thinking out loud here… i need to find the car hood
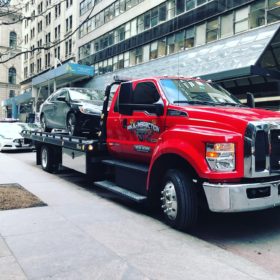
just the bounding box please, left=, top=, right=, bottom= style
left=170, top=105, right=280, bottom=134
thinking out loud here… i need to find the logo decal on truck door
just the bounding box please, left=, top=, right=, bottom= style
left=127, top=121, right=160, bottom=142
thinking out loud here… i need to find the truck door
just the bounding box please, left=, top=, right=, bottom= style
left=107, top=80, right=165, bottom=163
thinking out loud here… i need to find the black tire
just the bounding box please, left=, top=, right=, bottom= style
left=161, top=169, right=198, bottom=231
left=41, top=145, right=59, bottom=173
left=67, top=113, right=79, bottom=136
left=41, top=114, right=52, bottom=133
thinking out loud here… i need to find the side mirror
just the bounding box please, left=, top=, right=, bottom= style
left=57, top=96, right=66, bottom=102
left=246, top=92, right=255, bottom=108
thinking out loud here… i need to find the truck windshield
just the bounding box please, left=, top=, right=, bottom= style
left=159, top=79, right=243, bottom=107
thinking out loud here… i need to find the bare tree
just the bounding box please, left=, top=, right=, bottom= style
left=0, top=0, right=96, bottom=64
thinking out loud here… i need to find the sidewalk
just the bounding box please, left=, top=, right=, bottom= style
left=0, top=152, right=278, bottom=280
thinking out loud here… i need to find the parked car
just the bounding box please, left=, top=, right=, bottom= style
left=0, top=122, right=40, bottom=152
left=39, top=88, right=103, bottom=136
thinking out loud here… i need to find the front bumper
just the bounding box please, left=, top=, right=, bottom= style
left=203, top=179, right=280, bottom=212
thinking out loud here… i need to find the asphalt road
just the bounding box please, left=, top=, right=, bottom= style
left=6, top=151, right=280, bottom=277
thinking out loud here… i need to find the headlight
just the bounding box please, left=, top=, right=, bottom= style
left=79, top=105, right=97, bottom=115
left=206, top=143, right=235, bottom=172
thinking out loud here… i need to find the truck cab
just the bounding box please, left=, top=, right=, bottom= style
left=24, top=76, right=280, bottom=232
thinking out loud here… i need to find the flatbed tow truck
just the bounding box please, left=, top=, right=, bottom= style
left=22, top=76, right=280, bottom=231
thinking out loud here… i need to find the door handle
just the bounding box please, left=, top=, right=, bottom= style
left=122, top=119, right=127, bottom=128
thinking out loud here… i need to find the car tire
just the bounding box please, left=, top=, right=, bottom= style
left=161, top=169, right=198, bottom=231
left=67, top=113, right=78, bottom=136
left=41, top=145, right=59, bottom=173
left=41, top=114, right=51, bottom=133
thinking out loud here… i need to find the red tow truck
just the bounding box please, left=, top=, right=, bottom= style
left=22, top=76, right=280, bottom=231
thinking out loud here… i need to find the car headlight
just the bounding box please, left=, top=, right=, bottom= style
left=206, top=143, right=235, bottom=172
left=79, top=105, right=97, bottom=115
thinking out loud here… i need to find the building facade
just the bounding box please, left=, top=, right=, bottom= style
left=0, top=4, right=22, bottom=119
left=19, top=0, right=80, bottom=114
left=78, top=0, right=280, bottom=110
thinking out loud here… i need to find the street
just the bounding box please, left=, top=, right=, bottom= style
left=2, top=151, right=280, bottom=279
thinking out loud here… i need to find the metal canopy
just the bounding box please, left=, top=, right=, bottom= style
left=182, top=23, right=280, bottom=82
left=32, top=62, right=94, bottom=87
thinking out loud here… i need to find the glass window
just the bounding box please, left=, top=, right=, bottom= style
left=125, top=22, right=130, bottom=39
left=137, top=15, right=144, bottom=33
left=235, top=6, right=249, bottom=34
left=249, top=0, right=265, bottom=29
left=167, top=34, right=175, bottom=54
left=118, top=26, right=125, bottom=41
left=120, top=0, right=125, bottom=13
left=124, top=52, right=130, bottom=67
left=176, top=0, right=185, bottom=14
left=144, top=12, right=151, bottom=30
left=113, top=56, right=118, bottom=70
left=133, top=82, right=160, bottom=104
left=131, top=19, right=137, bottom=36
left=167, top=0, right=175, bottom=19
left=159, top=3, right=167, bottom=22
left=9, top=32, right=17, bottom=48
left=221, top=13, right=233, bottom=38
left=197, top=0, right=206, bottom=5
left=150, top=41, right=158, bottom=59
left=206, top=18, right=219, bottom=43
left=115, top=0, right=120, bottom=16
left=9, top=90, right=15, bottom=98
left=107, top=58, right=113, bottom=72
left=158, top=38, right=166, bottom=57
left=118, top=53, right=124, bottom=69
left=185, top=27, right=194, bottom=48
left=130, top=49, right=137, bottom=66
left=267, top=0, right=280, bottom=24
left=8, top=68, right=16, bottom=84
left=174, top=31, right=185, bottom=52
left=151, top=7, right=159, bottom=27
left=185, top=0, right=195, bottom=11
left=196, top=23, right=206, bottom=46
left=143, top=44, right=150, bottom=62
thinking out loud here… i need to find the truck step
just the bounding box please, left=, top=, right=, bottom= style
left=94, top=180, right=147, bottom=202
left=102, top=159, right=149, bottom=173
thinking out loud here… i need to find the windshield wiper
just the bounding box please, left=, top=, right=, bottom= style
left=172, top=100, right=217, bottom=106
left=215, top=102, right=247, bottom=107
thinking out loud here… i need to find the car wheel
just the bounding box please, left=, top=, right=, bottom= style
left=67, top=113, right=78, bottom=136
left=41, top=114, right=51, bottom=133
left=161, top=169, right=198, bottom=231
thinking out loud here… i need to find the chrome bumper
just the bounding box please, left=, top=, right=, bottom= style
left=203, top=180, right=280, bottom=212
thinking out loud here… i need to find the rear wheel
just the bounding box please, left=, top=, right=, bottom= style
left=41, top=114, right=51, bottom=133
left=161, top=169, right=198, bottom=231
left=41, top=145, right=59, bottom=173
left=67, top=113, right=78, bottom=136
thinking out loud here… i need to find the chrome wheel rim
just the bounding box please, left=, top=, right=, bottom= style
left=161, top=181, right=178, bottom=220
left=41, top=148, right=47, bottom=168
left=67, top=115, right=75, bottom=135
left=41, top=116, right=46, bottom=131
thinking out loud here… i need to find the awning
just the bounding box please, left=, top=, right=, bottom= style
left=32, top=62, right=94, bottom=87
left=2, top=92, right=32, bottom=107
left=193, top=23, right=280, bottom=82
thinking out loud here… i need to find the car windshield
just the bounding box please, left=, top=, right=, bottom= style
left=69, top=88, right=103, bottom=102
left=159, top=79, right=243, bottom=107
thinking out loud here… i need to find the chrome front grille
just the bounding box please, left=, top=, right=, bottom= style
left=244, top=121, right=280, bottom=178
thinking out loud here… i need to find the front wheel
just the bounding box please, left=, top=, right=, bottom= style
left=67, top=113, right=78, bottom=136
left=161, top=169, right=198, bottom=231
